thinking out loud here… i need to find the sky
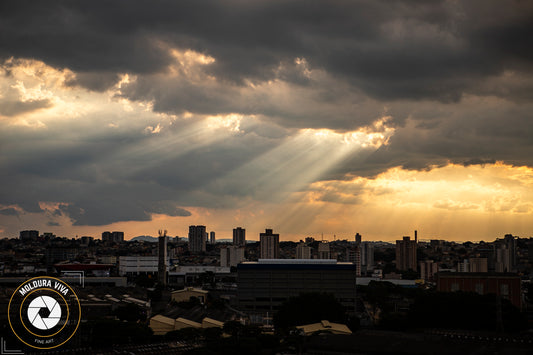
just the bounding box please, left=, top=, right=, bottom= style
left=1, top=0, right=533, bottom=242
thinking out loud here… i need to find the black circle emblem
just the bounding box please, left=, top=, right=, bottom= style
left=8, top=276, right=81, bottom=350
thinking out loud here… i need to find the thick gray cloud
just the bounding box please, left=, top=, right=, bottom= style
left=0, top=0, right=532, bottom=229
left=1, top=0, right=532, bottom=101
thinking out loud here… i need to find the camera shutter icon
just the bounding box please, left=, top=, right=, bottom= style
left=27, top=295, right=62, bottom=330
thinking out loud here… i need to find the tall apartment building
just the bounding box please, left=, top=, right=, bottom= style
left=494, top=234, right=517, bottom=272
left=260, top=229, right=279, bottom=259
left=317, top=241, right=331, bottom=259
left=360, top=241, right=374, bottom=272
left=220, top=246, right=245, bottom=267
left=233, top=227, right=246, bottom=246
left=296, top=242, right=311, bottom=259
left=20, top=230, right=39, bottom=241
left=420, top=260, right=439, bottom=281
left=346, top=247, right=361, bottom=276
left=189, top=225, right=207, bottom=253
left=209, top=231, right=216, bottom=244
left=396, top=232, right=418, bottom=271
left=102, top=231, right=124, bottom=243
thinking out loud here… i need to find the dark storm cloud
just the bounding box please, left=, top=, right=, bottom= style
left=1, top=0, right=532, bottom=101
left=0, top=208, right=19, bottom=216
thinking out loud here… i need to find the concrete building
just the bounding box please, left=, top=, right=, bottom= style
left=260, top=229, right=279, bottom=259
left=317, top=241, right=331, bottom=259
left=346, top=247, right=361, bottom=276
left=220, top=245, right=245, bottom=267
left=233, top=227, right=246, bottom=247
left=237, top=259, right=357, bottom=315
left=119, top=256, right=169, bottom=276
left=419, top=260, right=439, bottom=281
left=189, top=225, right=207, bottom=253
left=296, top=242, right=311, bottom=259
left=360, top=242, right=374, bottom=271
left=168, top=266, right=231, bottom=287
left=102, top=231, right=124, bottom=243
left=20, top=230, right=39, bottom=241
left=396, top=233, right=418, bottom=271
left=436, top=272, right=521, bottom=308
left=209, top=231, right=216, bottom=244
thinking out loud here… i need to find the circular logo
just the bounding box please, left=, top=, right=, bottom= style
left=8, top=276, right=81, bottom=350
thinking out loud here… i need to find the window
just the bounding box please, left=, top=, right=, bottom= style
left=451, top=283, right=459, bottom=292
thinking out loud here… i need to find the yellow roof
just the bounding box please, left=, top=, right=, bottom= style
left=175, top=317, right=202, bottom=328
left=296, top=320, right=352, bottom=335
left=150, top=314, right=175, bottom=326
left=171, top=287, right=208, bottom=294
left=202, top=317, right=224, bottom=328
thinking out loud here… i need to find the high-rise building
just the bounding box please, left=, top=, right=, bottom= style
left=420, top=260, right=439, bottom=281
left=260, top=229, right=279, bottom=259
left=296, top=242, right=311, bottom=259
left=346, top=247, right=361, bottom=276
left=494, top=234, right=517, bottom=272
left=233, top=227, right=246, bottom=246
left=396, top=233, right=417, bottom=271
left=158, top=231, right=167, bottom=286
left=102, top=231, right=112, bottom=242
left=360, top=242, right=374, bottom=271
left=189, top=225, right=207, bottom=253
left=220, top=246, right=245, bottom=267
left=355, top=233, right=362, bottom=245
left=102, top=231, right=124, bottom=243
left=317, top=242, right=331, bottom=259
left=209, top=231, right=216, bottom=244
left=112, top=231, right=124, bottom=243
left=20, top=230, right=39, bottom=241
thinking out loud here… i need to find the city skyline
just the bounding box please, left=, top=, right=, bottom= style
left=1, top=1, right=533, bottom=242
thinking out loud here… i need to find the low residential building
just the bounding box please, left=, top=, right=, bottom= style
left=171, top=287, right=209, bottom=304
left=436, top=272, right=521, bottom=308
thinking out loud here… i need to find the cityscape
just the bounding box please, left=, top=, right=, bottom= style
left=0, top=227, right=532, bottom=353
left=1, top=1, right=533, bottom=354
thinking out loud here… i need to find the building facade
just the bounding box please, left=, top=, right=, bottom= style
left=220, top=246, right=245, bottom=267
left=396, top=234, right=417, bottom=271
left=233, top=227, right=246, bottom=246
left=189, top=225, right=207, bottom=253
left=260, top=229, right=279, bottom=259
left=237, top=259, right=357, bottom=315
left=436, top=272, right=521, bottom=308
left=119, top=256, right=169, bottom=276
left=296, top=242, right=311, bottom=259
left=20, top=230, right=39, bottom=241
left=317, top=242, right=331, bottom=259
